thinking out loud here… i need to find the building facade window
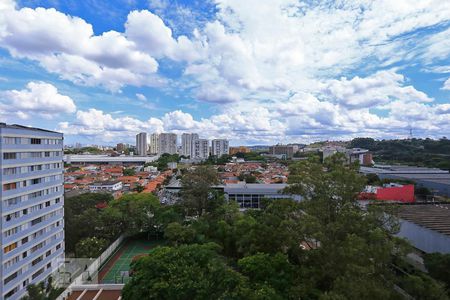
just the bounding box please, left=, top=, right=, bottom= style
left=3, top=152, right=17, bottom=160
left=4, top=242, right=18, bottom=254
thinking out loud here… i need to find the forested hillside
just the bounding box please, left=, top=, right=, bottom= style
left=350, top=138, right=450, bottom=170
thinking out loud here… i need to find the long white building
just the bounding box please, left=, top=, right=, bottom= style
left=0, top=123, right=65, bottom=300
left=211, top=139, right=229, bottom=157
left=158, top=133, right=177, bottom=155
left=135, top=133, right=148, bottom=156
left=181, top=133, right=199, bottom=157
left=192, top=139, right=209, bottom=159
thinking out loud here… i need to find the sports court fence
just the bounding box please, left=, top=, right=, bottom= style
left=56, top=234, right=125, bottom=300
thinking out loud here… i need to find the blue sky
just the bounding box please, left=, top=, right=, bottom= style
left=0, top=0, right=449, bottom=146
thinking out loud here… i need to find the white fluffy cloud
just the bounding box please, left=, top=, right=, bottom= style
left=185, top=0, right=450, bottom=100
left=443, top=78, right=450, bottom=90
left=2, top=1, right=450, bottom=142
left=58, top=85, right=450, bottom=144
left=195, top=84, right=241, bottom=103
left=1, top=1, right=449, bottom=96
left=323, top=70, right=432, bottom=108
left=0, top=6, right=160, bottom=91
left=125, top=10, right=203, bottom=62
left=136, top=93, right=147, bottom=101
left=59, top=108, right=164, bottom=142
left=0, top=81, right=76, bottom=119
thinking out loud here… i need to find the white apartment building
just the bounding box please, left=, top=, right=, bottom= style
left=149, top=133, right=159, bottom=155
left=135, top=133, right=148, bottom=156
left=158, top=133, right=177, bottom=155
left=181, top=133, right=199, bottom=157
left=0, top=123, right=65, bottom=300
left=211, top=139, right=229, bottom=157
left=192, top=139, right=209, bottom=159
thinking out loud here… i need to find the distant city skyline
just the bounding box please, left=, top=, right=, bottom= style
left=0, top=1, right=449, bottom=145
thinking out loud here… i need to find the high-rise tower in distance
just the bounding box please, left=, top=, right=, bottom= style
left=181, top=133, right=199, bottom=157
left=135, top=132, right=148, bottom=156
left=149, top=133, right=159, bottom=155
left=158, top=133, right=177, bottom=155
left=211, top=139, right=229, bottom=157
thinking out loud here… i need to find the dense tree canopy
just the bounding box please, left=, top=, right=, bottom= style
left=65, top=193, right=113, bottom=254
left=285, top=156, right=409, bottom=298
left=122, top=243, right=251, bottom=300
left=424, top=253, right=450, bottom=289
left=180, top=166, right=220, bottom=216
left=65, top=192, right=166, bottom=256
left=349, top=137, right=450, bottom=170
left=123, top=168, right=136, bottom=176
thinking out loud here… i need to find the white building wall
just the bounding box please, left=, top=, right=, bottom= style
left=0, top=124, right=65, bottom=300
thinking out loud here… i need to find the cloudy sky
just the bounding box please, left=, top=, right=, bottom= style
left=0, top=0, right=449, bottom=145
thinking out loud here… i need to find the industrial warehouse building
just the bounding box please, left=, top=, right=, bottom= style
left=396, top=203, right=450, bottom=254
left=64, top=155, right=158, bottom=165
left=360, top=165, right=450, bottom=197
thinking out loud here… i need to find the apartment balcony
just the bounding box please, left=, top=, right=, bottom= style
left=10, top=253, right=63, bottom=300
left=3, top=227, right=64, bottom=277
left=2, top=235, right=64, bottom=297
left=2, top=178, right=63, bottom=199
left=1, top=143, right=62, bottom=151
left=2, top=207, right=64, bottom=247
left=2, top=191, right=64, bottom=214
left=1, top=156, right=63, bottom=168
left=2, top=168, right=63, bottom=183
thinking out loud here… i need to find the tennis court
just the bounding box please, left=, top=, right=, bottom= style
left=99, top=239, right=162, bottom=284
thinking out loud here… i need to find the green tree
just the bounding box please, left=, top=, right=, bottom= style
left=349, top=137, right=376, bottom=150
left=65, top=193, right=113, bottom=253
left=365, top=173, right=381, bottom=185
left=399, top=273, right=449, bottom=299
left=75, top=237, right=108, bottom=258
left=133, top=183, right=145, bottom=193
left=22, top=282, right=45, bottom=300
left=180, top=166, right=220, bottom=216
left=123, top=168, right=136, bottom=176
left=195, top=201, right=243, bottom=257
left=164, top=222, right=197, bottom=246
left=424, top=253, right=450, bottom=288
left=238, top=252, right=298, bottom=299
left=122, top=243, right=251, bottom=300
left=285, top=155, right=407, bottom=298
left=151, top=153, right=180, bottom=171
left=153, top=205, right=184, bottom=235
left=105, top=193, right=161, bottom=236
left=234, top=199, right=304, bottom=257
left=22, top=278, right=64, bottom=300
